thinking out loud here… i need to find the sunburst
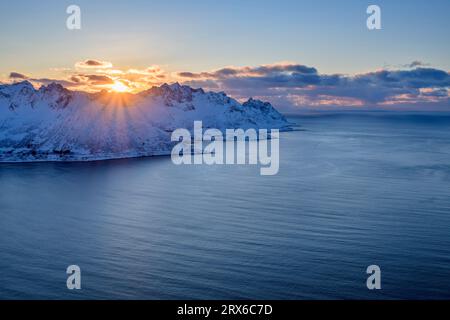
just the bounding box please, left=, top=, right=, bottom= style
left=111, top=80, right=129, bottom=93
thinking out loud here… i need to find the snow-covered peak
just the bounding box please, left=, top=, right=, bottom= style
left=244, top=98, right=268, bottom=108
left=0, top=80, right=36, bottom=96
left=0, top=81, right=38, bottom=110
left=140, top=82, right=205, bottom=106
left=39, top=82, right=66, bottom=94
left=7, top=80, right=35, bottom=90
left=241, top=98, right=287, bottom=121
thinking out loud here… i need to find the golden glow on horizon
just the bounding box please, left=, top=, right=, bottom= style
left=111, top=80, right=129, bottom=93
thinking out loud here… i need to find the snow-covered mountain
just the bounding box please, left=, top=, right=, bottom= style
left=0, top=81, right=290, bottom=162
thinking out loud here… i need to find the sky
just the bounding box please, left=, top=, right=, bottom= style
left=0, top=0, right=449, bottom=110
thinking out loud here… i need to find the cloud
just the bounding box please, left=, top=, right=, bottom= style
left=177, top=63, right=450, bottom=109
left=402, top=60, right=430, bottom=68
left=420, top=88, right=448, bottom=97
left=177, top=63, right=318, bottom=80
left=9, top=72, right=28, bottom=79
left=80, top=74, right=114, bottom=85
left=7, top=72, right=80, bottom=88
left=66, top=74, right=115, bottom=87
left=75, top=59, right=113, bottom=69
left=35, top=78, right=80, bottom=87
left=178, top=72, right=201, bottom=79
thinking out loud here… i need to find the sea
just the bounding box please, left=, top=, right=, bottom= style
left=1, top=112, right=449, bottom=299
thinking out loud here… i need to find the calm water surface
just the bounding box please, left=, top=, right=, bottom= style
left=1, top=112, right=450, bottom=299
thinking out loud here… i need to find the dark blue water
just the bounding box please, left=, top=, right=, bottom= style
left=1, top=112, right=450, bottom=299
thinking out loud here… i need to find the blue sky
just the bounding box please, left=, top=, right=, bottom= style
left=0, top=0, right=449, bottom=109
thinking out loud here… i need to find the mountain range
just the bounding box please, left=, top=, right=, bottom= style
left=0, top=81, right=290, bottom=162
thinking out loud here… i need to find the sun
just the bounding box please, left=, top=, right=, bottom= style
left=111, top=80, right=129, bottom=93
